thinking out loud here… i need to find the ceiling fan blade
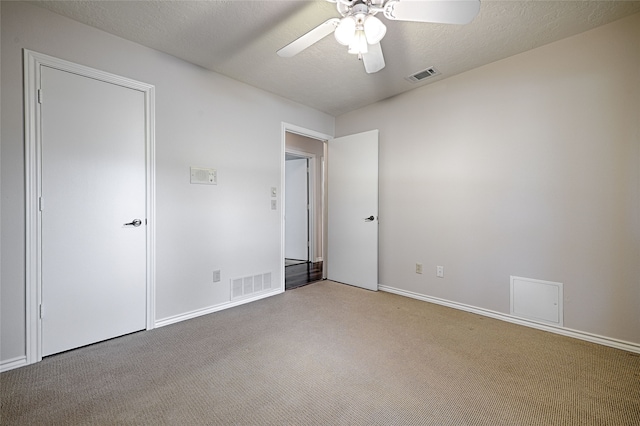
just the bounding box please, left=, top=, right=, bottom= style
left=362, top=42, right=385, bottom=74
left=383, top=0, right=480, bottom=25
left=277, top=18, right=340, bottom=58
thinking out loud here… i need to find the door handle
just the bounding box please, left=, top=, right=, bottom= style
left=124, top=219, right=142, bottom=227
left=364, top=216, right=375, bottom=222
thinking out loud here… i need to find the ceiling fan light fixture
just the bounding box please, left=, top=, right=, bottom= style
left=363, top=15, right=386, bottom=44
left=278, top=0, right=481, bottom=73
left=348, top=29, right=368, bottom=55
left=334, top=16, right=356, bottom=45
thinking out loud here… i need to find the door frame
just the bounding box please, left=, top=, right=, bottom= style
left=281, top=123, right=331, bottom=288
left=23, top=49, right=156, bottom=365
left=285, top=150, right=315, bottom=262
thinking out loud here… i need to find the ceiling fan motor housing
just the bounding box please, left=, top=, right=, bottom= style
left=352, top=3, right=370, bottom=17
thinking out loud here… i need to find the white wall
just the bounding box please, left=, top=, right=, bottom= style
left=336, top=13, right=640, bottom=345
left=0, top=2, right=334, bottom=364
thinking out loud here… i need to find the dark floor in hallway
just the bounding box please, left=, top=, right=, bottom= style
left=285, top=261, right=323, bottom=290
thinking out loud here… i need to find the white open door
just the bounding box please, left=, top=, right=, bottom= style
left=327, top=130, right=379, bottom=291
left=285, top=157, right=309, bottom=261
left=40, top=65, right=148, bottom=356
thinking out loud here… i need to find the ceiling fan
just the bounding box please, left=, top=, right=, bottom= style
left=277, top=0, right=481, bottom=74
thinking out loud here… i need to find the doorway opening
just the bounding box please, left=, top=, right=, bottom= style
left=283, top=127, right=328, bottom=290
left=281, top=125, right=379, bottom=292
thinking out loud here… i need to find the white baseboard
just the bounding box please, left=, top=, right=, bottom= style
left=155, top=288, right=283, bottom=328
left=0, top=356, right=28, bottom=373
left=379, top=285, right=640, bottom=354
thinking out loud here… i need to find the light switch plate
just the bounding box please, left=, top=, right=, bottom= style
left=271, top=187, right=277, bottom=197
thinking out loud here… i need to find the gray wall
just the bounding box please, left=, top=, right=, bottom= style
left=336, top=13, right=640, bottom=345
left=1, top=2, right=334, bottom=364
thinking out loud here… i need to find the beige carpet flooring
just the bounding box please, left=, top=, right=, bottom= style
left=2, top=280, right=639, bottom=425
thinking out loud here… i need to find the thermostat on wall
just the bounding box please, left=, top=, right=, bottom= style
left=190, top=167, right=217, bottom=185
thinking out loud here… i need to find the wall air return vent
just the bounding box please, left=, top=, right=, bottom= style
left=406, top=66, right=441, bottom=83
left=510, top=276, right=563, bottom=327
left=231, top=272, right=273, bottom=300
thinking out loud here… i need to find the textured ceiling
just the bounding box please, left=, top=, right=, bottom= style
left=29, top=0, right=640, bottom=116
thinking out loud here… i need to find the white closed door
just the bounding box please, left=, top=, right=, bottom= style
left=327, top=130, right=379, bottom=291
left=40, top=65, right=147, bottom=356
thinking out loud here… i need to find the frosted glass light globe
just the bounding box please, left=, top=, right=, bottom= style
left=334, top=16, right=356, bottom=46
left=348, top=30, right=369, bottom=55
left=363, top=15, right=386, bottom=44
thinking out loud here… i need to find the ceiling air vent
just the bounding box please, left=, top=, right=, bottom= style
left=406, top=66, right=441, bottom=83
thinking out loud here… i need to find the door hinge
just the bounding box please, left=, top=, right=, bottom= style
left=37, top=89, right=43, bottom=104
left=38, top=197, right=44, bottom=211
left=39, top=304, right=42, bottom=319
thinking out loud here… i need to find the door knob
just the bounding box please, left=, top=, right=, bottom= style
left=124, top=219, right=142, bottom=227
left=364, top=216, right=375, bottom=222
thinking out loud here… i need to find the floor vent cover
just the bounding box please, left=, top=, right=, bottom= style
left=231, top=272, right=273, bottom=300
left=406, top=66, right=441, bottom=83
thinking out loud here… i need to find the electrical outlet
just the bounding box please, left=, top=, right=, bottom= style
left=213, top=270, right=221, bottom=283
left=416, top=263, right=423, bottom=274
left=436, top=266, right=444, bottom=278
left=271, top=199, right=277, bottom=210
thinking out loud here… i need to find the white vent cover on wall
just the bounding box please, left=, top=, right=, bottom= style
left=510, top=276, right=563, bottom=327
left=231, top=272, right=273, bottom=300
left=406, top=66, right=441, bottom=83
